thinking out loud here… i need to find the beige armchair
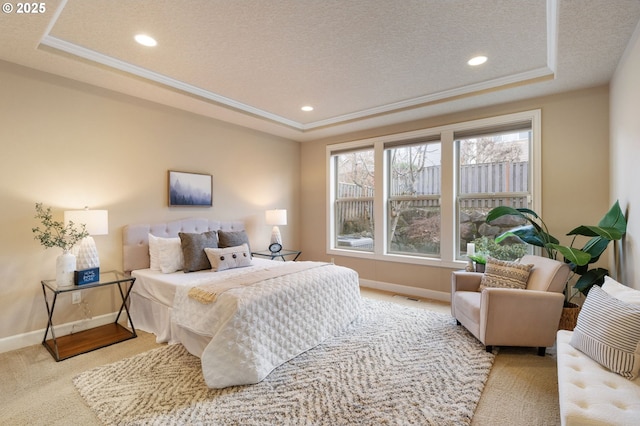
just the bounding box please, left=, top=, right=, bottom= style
left=451, top=254, right=571, bottom=356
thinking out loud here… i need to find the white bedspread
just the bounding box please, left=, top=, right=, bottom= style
left=172, top=261, right=362, bottom=388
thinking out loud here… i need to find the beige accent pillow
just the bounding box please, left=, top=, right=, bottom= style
left=179, top=231, right=218, bottom=272
left=479, top=257, right=533, bottom=290
left=204, top=244, right=252, bottom=272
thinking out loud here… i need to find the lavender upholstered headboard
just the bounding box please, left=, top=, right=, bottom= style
left=122, top=218, right=244, bottom=273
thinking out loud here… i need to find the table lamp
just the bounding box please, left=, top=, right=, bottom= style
left=265, top=209, right=287, bottom=246
left=64, top=208, right=108, bottom=271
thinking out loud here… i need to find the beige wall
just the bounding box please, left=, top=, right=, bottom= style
left=301, top=85, right=611, bottom=297
left=611, top=22, right=640, bottom=289
left=0, top=53, right=623, bottom=346
left=0, top=61, right=300, bottom=342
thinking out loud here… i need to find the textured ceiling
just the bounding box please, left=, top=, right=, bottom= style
left=1, top=0, right=639, bottom=141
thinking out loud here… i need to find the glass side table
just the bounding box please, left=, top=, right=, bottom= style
left=41, top=270, right=136, bottom=361
left=252, top=249, right=302, bottom=262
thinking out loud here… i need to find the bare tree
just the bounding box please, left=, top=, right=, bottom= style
left=337, top=151, right=374, bottom=193
left=389, top=144, right=440, bottom=245
left=460, top=136, right=524, bottom=165
left=335, top=151, right=375, bottom=236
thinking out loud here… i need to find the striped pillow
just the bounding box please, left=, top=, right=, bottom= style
left=479, top=257, right=533, bottom=290
left=570, top=285, right=640, bottom=380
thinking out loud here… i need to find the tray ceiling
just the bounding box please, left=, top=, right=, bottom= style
left=1, top=0, right=639, bottom=141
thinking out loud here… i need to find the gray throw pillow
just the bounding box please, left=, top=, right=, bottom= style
left=217, top=230, right=252, bottom=255
left=179, top=231, right=218, bottom=272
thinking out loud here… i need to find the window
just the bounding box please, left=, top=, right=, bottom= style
left=327, top=110, right=540, bottom=267
left=332, top=147, right=375, bottom=252
left=456, top=124, right=532, bottom=261
left=387, top=140, right=441, bottom=257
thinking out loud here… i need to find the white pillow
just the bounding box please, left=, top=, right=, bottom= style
left=570, top=285, right=640, bottom=380
left=152, top=236, right=183, bottom=273
left=204, top=244, right=252, bottom=272
left=602, top=276, right=640, bottom=305
left=148, top=234, right=161, bottom=271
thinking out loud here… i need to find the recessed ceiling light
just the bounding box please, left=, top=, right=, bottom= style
left=134, top=34, right=157, bottom=47
left=468, top=56, right=488, bottom=66
left=301, top=106, right=314, bottom=112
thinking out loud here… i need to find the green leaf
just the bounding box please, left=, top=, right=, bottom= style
left=468, top=254, right=486, bottom=264
left=486, top=206, right=525, bottom=222
left=516, top=208, right=542, bottom=220
left=548, top=244, right=591, bottom=266
left=574, top=268, right=609, bottom=295
left=580, top=237, right=611, bottom=262
left=567, top=225, right=623, bottom=240
left=495, top=226, right=555, bottom=248
left=598, top=200, right=627, bottom=234
left=494, top=230, right=522, bottom=244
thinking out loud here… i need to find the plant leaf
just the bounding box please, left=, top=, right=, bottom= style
left=567, top=225, right=623, bottom=240
left=515, top=208, right=542, bottom=220
left=580, top=237, right=611, bottom=262
left=574, top=268, right=609, bottom=295
left=598, top=200, right=627, bottom=234
left=486, top=206, right=525, bottom=222
left=495, top=226, right=557, bottom=248
left=468, top=254, right=486, bottom=264
left=548, top=244, right=591, bottom=266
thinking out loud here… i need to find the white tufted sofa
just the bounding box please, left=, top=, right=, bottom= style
left=556, top=329, right=640, bottom=425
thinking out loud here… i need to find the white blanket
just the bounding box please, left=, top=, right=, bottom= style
left=188, top=262, right=330, bottom=303
left=172, top=261, right=362, bottom=388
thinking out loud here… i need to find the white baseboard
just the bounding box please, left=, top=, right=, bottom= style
left=360, top=279, right=451, bottom=302
left=0, top=312, right=118, bottom=355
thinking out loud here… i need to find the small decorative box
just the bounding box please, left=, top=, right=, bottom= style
left=74, top=268, right=100, bottom=285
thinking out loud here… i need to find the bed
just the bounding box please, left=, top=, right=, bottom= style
left=122, top=218, right=362, bottom=388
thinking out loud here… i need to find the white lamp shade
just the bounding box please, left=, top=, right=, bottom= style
left=64, top=209, right=109, bottom=235
left=64, top=209, right=108, bottom=270
left=265, top=209, right=287, bottom=226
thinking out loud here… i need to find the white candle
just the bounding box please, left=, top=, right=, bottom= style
left=467, top=243, right=475, bottom=256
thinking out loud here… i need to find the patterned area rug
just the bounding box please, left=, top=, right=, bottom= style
left=73, top=299, right=495, bottom=425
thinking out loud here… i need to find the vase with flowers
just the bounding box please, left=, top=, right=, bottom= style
left=32, top=203, right=88, bottom=287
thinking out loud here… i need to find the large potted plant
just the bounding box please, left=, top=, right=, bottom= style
left=32, top=203, right=88, bottom=286
left=485, top=201, right=627, bottom=329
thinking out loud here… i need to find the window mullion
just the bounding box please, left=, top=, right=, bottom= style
left=374, top=141, right=386, bottom=255
left=440, top=130, right=455, bottom=263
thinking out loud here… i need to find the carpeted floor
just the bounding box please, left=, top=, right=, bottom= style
left=73, top=299, right=495, bottom=425
left=0, top=290, right=561, bottom=425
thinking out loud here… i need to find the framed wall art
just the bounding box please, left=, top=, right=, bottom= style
left=168, top=170, right=212, bottom=206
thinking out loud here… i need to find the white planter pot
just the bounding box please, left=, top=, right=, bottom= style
left=56, top=251, right=76, bottom=287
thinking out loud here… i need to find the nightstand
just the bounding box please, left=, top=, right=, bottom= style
left=252, top=249, right=302, bottom=262
left=41, top=270, right=136, bottom=361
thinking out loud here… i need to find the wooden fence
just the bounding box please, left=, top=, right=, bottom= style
left=335, top=161, right=529, bottom=232
left=459, top=161, right=528, bottom=195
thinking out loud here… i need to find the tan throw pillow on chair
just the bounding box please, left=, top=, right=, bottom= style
left=479, top=257, right=534, bottom=290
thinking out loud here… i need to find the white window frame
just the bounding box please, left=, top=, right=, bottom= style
left=326, top=109, right=541, bottom=269
left=386, top=139, right=442, bottom=258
